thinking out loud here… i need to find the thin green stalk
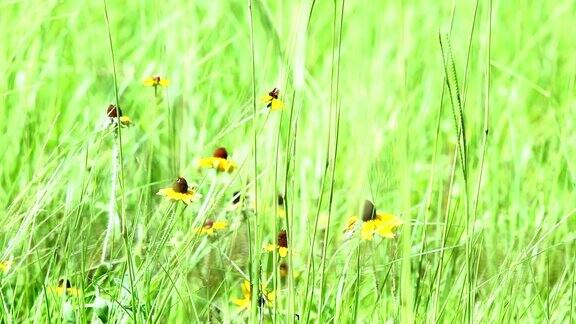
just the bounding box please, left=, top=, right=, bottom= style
left=319, top=0, right=345, bottom=319
left=102, top=0, right=138, bottom=320
left=247, top=0, right=261, bottom=321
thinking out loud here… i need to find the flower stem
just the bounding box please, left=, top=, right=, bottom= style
left=101, top=136, right=119, bottom=264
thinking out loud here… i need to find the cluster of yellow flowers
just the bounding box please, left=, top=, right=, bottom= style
left=111, top=77, right=402, bottom=313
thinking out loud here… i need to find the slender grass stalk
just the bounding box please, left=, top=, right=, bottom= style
left=247, top=0, right=261, bottom=321
left=284, top=90, right=297, bottom=324
left=102, top=0, right=138, bottom=320
left=303, top=1, right=339, bottom=321
left=318, top=0, right=345, bottom=320
left=101, top=140, right=119, bottom=263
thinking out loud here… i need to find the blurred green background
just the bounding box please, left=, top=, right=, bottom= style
left=0, top=0, right=574, bottom=322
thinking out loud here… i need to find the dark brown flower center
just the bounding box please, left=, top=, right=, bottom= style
left=106, top=104, right=122, bottom=118
left=153, top=76, right=161, bottom=84
left=269, top=88, right=280, bottom=99
left=277, top=230, right=288, bottom=248
left=362, top=200, right=376, bottom=221
left=277, top=194, right=285, bottom=206
left=232, top=191, right=241, bottom=204
left=172, top=177, right=189, bottom=193
left=213, top=147, right=228, bottom=159
left=203, top=220, right=214, bottom=229
left=58, top=279, right=72, bottom=288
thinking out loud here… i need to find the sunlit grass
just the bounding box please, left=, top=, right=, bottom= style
left=0, top=0, right=575, bottom=322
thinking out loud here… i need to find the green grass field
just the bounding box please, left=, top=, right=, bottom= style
left=1, top=0, right=575, bottom=322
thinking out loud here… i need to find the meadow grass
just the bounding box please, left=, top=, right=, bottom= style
left=0, top=0, right=575, bottom=322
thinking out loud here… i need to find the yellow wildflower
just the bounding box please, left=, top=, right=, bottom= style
left=344, top=200, right=402, bottom=241
left=231, top=280, right=275, bottom=311
left=143, top=76, right=170, bottom=87
left=198, top=147, right=237, bottom=173
left=0, top=260, right=11, bottom=273
left=265, top=229, right=289, bottom=258
left=261, top=88, right=284, bottom=111
left=157, top=177, right=202, bottom=204
left=50, top=279, right=80, bottom=297
left=196, top=219, right=228, bottom=235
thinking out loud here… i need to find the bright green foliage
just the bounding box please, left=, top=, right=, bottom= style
left=0, top=0, right=574, bottom=323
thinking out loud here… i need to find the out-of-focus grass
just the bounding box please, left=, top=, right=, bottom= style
left=0, top=0, right=574, bottom=322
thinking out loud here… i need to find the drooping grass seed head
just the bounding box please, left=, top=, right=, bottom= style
left=362, top=200, right=376, bottom=222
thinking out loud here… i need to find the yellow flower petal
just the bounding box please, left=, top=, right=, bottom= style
left=66, top=288, right=80, bottom=297
left=0, top=261, right=11, bottom=273
left=374, top=213, right=402, bottom=239
left=265, top=244, right=276, bottom=252
left=143, top=78, right=155, bottom=86
left=200, top=227, right=215, bottom=235
left=157, top=188, right=200, bottom=204
left=198, top=157, right=215, bottom=169
left=376, top=213, right=403, bottom=226
left=360, top=221, right=376, bottom=241
left=51, top=286, right=80, bottom=297
left=270, top=99, right=284, bottom=111
left=375, top=225, right=396, bottom=238
left=231, top=297, right=250, bottom=310
left=241, top=280, right=251, bottom=297
left=261, top=95, right=273, bottom=103
left=278, top=247, right=288, bottom=258
left=119, top=116, right=132, bottom=126
left=212, top=220, right=228, bottom=230
left=344, top=216, right=358, bottom=233
left=277, top=207, right=286, bottom=218
left=266, top=291, right=276, bottom=302
left=159, top=79, right=170, bottom=87
left=198, top=157, right=236, bottom=173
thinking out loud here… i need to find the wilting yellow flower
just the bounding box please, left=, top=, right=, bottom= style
left=198, top=147, right=237, bottom=173
left=106, top=104, right=132, bottom=126
left=231, top=280, right=275, bottom=311
left=261, top=88, right=284, bottom=111
left=0, top=261, right=11, bottom=273
left=265, top=230, right=289, bottom=258
left=196, top=219, right=228, bottom=235
left=50, top=279, right=80, bottom=297
left=143, top=76, right=170, bottom=87
left=344, top=200, right=402, bottom=241
left=157, top=177, right=201, bottom=204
